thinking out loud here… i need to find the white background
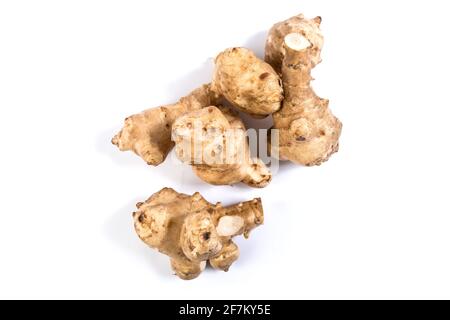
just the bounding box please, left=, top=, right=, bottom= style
left=1, top=0, right=449, bottom=300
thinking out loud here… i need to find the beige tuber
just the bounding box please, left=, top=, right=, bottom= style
left=212, top=47, right=283, bottom=117
left=266, top=15, right=342, bottom=166
left=133, top=188, right=264, bottom=280
left=112, top=84, right=217, bottom=166
left=171, top=106, right=271, bottom=187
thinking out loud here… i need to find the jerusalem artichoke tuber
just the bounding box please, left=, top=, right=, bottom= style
left=171, top=106, right=271, bottom=187
left=112, top=84, right=217, bottom=166
left=271, top=32, right=342, bottom=166
left=133, top=188, right=264, bottom=280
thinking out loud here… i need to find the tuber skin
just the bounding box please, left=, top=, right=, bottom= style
left=265, top=14, right=324, bottom=74
left=171, top=106, right=272, bottom=187
left=212, top=47, right=284, bottom=118
left=271, top=32, right=342, bottom=166
left=112, top=84, right=217, bottom=166
left=133, top=188, right=264, bottom=280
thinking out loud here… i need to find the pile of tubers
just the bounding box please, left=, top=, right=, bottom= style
left=112, top=14, right=342, bottom=280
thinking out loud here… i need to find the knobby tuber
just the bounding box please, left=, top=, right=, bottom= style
left=268, top=16, right=342, bottom=166
left=112, top=84, right=218, bottom=166
left=133, top=188, right=264, bottom=280
left=172, top=106, right=271, bottom=187
left=212, top=47, right=283, bottom=117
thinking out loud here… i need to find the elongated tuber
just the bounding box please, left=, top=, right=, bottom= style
left=271, top=32, right=342, bottom=166
left=133, top=188, right=264, bottom=280
left=172, top=106, right=271, bottom=187
left=112, top=84, right=217, bottom=166
left=212, top=47, right=283, bottom=117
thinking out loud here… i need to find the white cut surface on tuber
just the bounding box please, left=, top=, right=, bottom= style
left=216, top=216, right=245, bottom=237
left=211, top=47, right=283, bottom=117
left=112, top=84, right=217, bottom=166
left=268, top=15, right=342, bottom=166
